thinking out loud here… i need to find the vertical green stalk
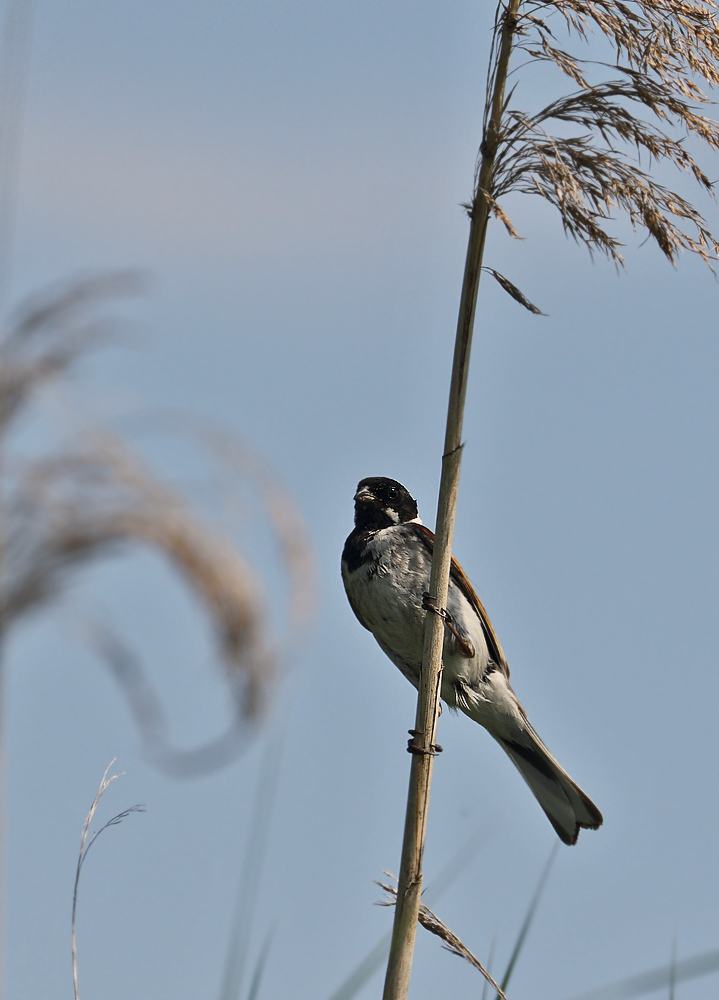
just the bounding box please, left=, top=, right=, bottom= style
left=381, top=4, right=521, bottom=998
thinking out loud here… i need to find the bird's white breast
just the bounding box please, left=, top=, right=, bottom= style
left=342, top=524, right=491, bottom=700
left=344, top=525, right=428, bottom=666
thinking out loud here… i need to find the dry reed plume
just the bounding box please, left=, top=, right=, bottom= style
left=482, top=0, right=719, bottom=269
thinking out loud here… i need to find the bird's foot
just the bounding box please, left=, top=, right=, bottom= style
left=422, top=592, right=452, bottom=622
left=407, top=729, right=443, bottom=755
left=422, top=593, right=475, bottom=658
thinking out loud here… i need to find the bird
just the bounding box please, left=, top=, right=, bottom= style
left=341, top=476, right=602, bottom=845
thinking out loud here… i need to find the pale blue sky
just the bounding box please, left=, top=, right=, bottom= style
left=5, top=1, right=719, bottom=998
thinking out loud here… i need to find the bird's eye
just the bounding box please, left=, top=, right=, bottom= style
left=388, top=486, right=397, bottom=499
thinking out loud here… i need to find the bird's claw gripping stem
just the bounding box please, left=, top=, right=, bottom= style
left=407, top=729, right=443, bottom=756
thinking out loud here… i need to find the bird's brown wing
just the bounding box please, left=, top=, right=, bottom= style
left=412, top=523, right=509, bottom=678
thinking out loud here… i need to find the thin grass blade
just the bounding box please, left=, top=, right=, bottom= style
left=669, top=937, right=677, bottom=1000
left=327, top=934, right=393, bottom=1000
left=218, top=725, right=285, bottom=1000
left=567, top=946, right=719, bottom=1000
left=482, top=934, right=498, bottom=1000
left=499, top=843, right=559, bottom=995
left=245, top=925, right=275, bottom=1000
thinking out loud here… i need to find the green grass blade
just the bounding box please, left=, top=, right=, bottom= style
left=245, top=925, right=275, bottom=1000
left=327, top=823, right=494, bottom=1000
left=499, top=843, right=559, bottom=995
left=218, top=727, right=285, bottom=1000
left=327, top=933, right=394, bottom=1000
left=481, top=934, right=498, bottom=1000
left=422, top=822, right=496, bottom=909
left=568, top=947, right=719, bottom=1000
left=668, top=937, right=677, bottom=1000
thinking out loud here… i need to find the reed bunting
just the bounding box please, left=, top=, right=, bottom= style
left=341, top=476, right=602, bottom=845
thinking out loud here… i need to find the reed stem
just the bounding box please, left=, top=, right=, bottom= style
left=381, top=4, right=521, bottom=997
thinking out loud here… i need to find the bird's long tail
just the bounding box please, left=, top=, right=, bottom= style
left=497, top=725, right=603, bottom=845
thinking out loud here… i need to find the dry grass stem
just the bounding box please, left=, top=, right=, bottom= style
left=382, top=2, right=522, bottom=995
left=72, top=761, right=144, bottom=1000
left=377, top=878, right=509, bottom=1000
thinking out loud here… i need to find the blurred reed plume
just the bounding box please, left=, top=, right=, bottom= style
left=0, top=272, right=138, bottom=434
left=384, top=2, right=719, bottom=997
left=0, top=273, right=314, bottom=774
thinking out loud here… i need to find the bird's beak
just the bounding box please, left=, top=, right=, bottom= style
left=354, top=486, right=373, bottom=502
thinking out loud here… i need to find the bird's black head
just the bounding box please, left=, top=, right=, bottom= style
left=353, top=477, right=419, bottom=531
